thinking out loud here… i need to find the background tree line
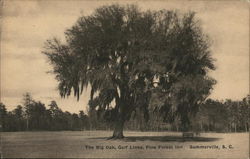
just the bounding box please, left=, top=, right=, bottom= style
left=0, top=93, right=89, bottom=132
left=0, top=92, right=249, bottom=132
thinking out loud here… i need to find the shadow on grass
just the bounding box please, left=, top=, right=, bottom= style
left=90, top=136, right=221, bottom=142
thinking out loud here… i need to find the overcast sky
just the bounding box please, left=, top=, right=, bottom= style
left=1, top=0, right=249, bottom=113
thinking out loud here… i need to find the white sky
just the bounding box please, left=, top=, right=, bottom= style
left=1, top=0, right=249, bottom=113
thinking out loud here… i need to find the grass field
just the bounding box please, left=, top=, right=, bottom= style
left=1, top=131, right=249, bottom=158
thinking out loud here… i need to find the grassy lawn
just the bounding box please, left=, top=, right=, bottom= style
left=1, top=131, right=249, bottom=158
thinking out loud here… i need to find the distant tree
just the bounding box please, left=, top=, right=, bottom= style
left=48, top=100, right=65, bottom=130
left=12, top=105, right=25, bottom=131
left=48, top=100, right=60, bottom=117
left=79, top=110, right=89, bottom=130
left=43, top=4, right=215, bottom=138
left=232, top=96, right=250, bottom=132
left=240, top=96, right=250, bottom=132
left=199, top=99, right=228, bottom=132
left=22, top=92, right=33, bottom=130
left=13, top=105, right=24, bottom=118
left=28, top=101, right=48, bottom=130
left=71, top=113, right=81, bottom=130
left=4, top=112, right=16, bottom=131
left=224, top=99, right=241, bottom=132
left=63, top=111, right=74, bottom=130
left=0, top=103, right=7, bottom=131
left=87, top=107, right=99, bottom=130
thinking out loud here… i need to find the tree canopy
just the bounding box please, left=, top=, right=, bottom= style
left=43, top=4, right=216, bottom=138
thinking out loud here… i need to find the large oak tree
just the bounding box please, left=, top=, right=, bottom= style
left=43, top=4, right=216, bottom=138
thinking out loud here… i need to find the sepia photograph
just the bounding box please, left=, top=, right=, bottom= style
left=0, top=0, right=249, bottom=158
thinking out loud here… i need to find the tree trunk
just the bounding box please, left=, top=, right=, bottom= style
left=110, top=92, right=128, bottom=139
left=112, top=118, right=125, bottom=139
